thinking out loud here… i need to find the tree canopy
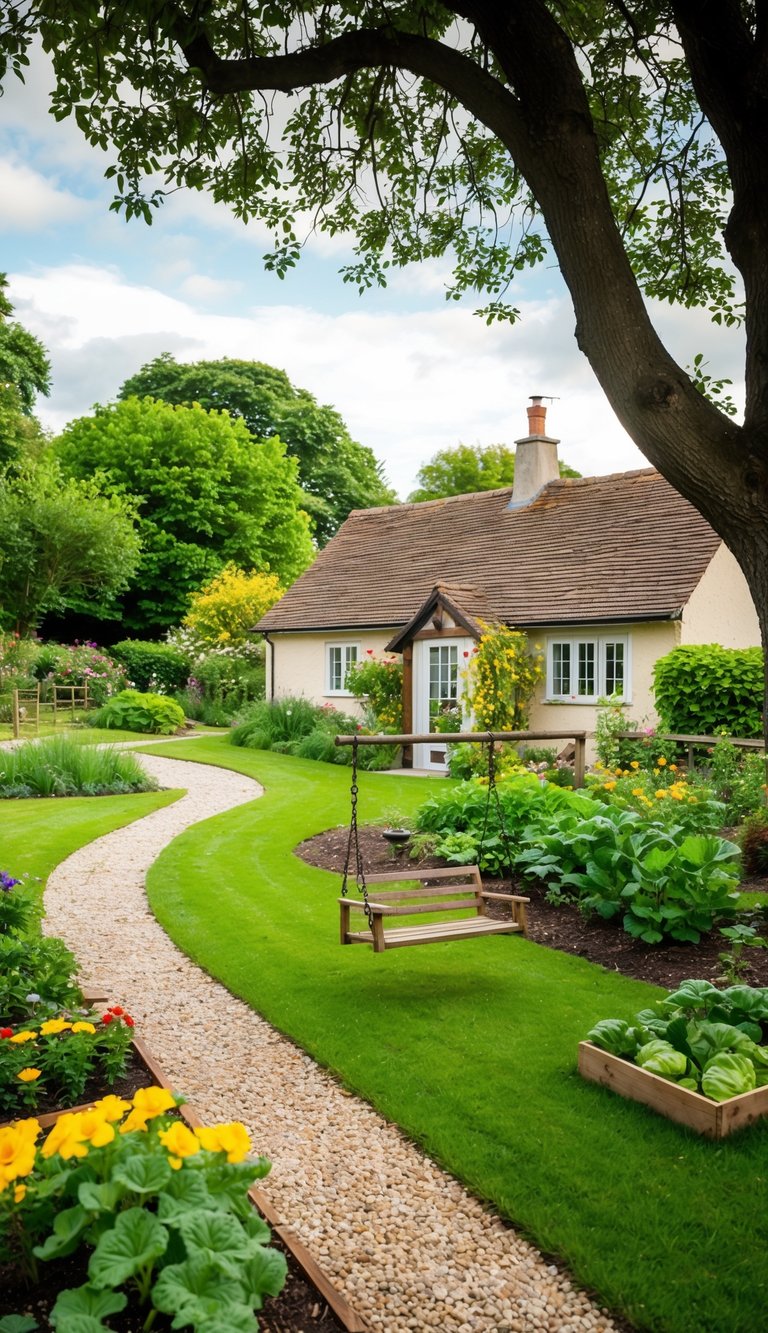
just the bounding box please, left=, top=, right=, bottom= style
left=119, top=355, right=396, bottom=544
left=0, top=275, right=50, bottom=468
left=2, top=3, right=768, bottom=713
left=54, top=396, right=313, bottom=635
left=408, top=441, right=579, bottom=502
left=0, top=458, right=140, bottom=635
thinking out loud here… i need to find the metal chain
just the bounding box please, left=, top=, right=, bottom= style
left=341, top=736, right=374, bottom=930
left=479, top=731, right=516, bottom=881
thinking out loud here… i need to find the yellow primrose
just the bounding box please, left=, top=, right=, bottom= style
left=41, top=1113, right=89, bottom=1161
left=630, top=760, right=639, bottom=770
left=91, top=1094, right=132, bottom=1122
left=39, top=1019, right=73, bottom=1036
left=669, top=763, right=678, bottom=772
left=655, top=789, right=667, bottom=799
left=9, top=1031, right=37, bottom=1045
left=14, top=1183, right=26, bottom=1203
left=657, top=756, right=667, bottom=767
left=17, top=1068, right=41, bottom=1083
left=195, top=1121, right=251, bottom=1164
left=71, top=1021, right=96, bottom=1035
left=159, top=1122, right=201, bottom=1169
left=0, top=1122, right=39, bottom=1182
left=120, top=1085, right=176, bottom=1133
left=78, top=1111, right=115, bottom=1148
left=631, top=787, right=645, bottom=798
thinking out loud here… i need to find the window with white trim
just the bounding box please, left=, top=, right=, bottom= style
left=326, top=642, right=359, bottom=694
left=547, top=635, right=629, bottom=702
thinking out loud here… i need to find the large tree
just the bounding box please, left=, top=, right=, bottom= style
left=408, top=442, right=579, bottom=501
left=55, top=397, right=313, bottom=635
left=119, top=355, right=396, bottom=545
left=2, top=4, right=768, bottom=720
left=0, top=274, right=50, bottom=468
left=0, top=459, right=140, bottom=635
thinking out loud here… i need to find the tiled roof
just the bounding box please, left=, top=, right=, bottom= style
left=258, top=469, right=722, bottom=633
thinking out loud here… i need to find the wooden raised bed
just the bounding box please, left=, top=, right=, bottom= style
left=2, top=1031, right=369, bottom=1333
left=578, top=1041, right=768, bottom=1138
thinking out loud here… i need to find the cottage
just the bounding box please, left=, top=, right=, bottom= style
left=257, top=400, right=760, bottom=770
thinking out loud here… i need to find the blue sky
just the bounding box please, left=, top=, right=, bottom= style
left=1, top=43, right=746, bottom=499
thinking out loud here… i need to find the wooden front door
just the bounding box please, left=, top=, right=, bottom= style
left=413, top=638, right=473, bottom=770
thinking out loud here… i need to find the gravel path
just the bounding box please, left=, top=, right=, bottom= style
left=43, top=752, right=618, bottom=1333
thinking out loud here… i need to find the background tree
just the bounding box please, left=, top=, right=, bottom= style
left=0, top=459, right=140, bottom=634
left=408, top=442, right=579, bottom=502
left=3, top=5, right=768, bottom=723
left=119, top=355, right=396, bottom=544
left=54, top=396, right=313, bottom=636
left=0, top=274, right=50, bottom=469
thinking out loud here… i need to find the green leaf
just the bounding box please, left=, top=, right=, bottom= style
left=195, top=1309, right=260, bottom=1333
left=635, top=1040, right=689, bottom=1080
left=78, top=1180, right=125, bottom=1214
left=50, top=1286, right=127, bottom=1330
left=701, top=1053, right=757, bottom=1101
left=236, top=1247, right=288, bottom=1304
left=88, top=1208, right=168, bottom=1289
left=175, top=1210, right=248, bottom=1258
left=113, top=1153, right=172, bottom=1195
left=34, top=1205, right=91, bottom=1261
left=585, top=1018, right=639, bottom=1057
left=151, top=1255, right=243, bottom=1319
left=157, top=1170, right=214, bottom=1223
left=0, top=1318, right=40, bottom=1333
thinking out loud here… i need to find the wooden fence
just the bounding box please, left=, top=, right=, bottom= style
left=5, top=683, right=95, bottom=738
left=618, top=730, right=765, bottom=769
left=335, top=729, right=588, bottom=787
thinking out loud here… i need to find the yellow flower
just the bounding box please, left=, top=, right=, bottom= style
left=120, top=1085, right=176, bottom=1133
left=78, top=1110, right=115, bottom=1149
left=71, top=1021, right=96, bottom=1035
left=159, top=1122, right=200, bottom=1169
left=657, top=756, right=667, bottom=767
left=630, top=761, right=639, bottom=770
left=91, top=1094, right=132, bottom=1122
left=39, top=1019, right=72, bottom=1036
left=9, top=1031, right=37, bottom=1045
left=603, top=781, right=616, bottom=791
left=17, top=1068, right=41, bottom=1083
left=0, top=1121, right=39, bottom=1183
left=655, top=789, right=667, bottom=799
left=669, top=763, right=678, bottom=772
left=614, top=767, right=622, bottom=776
left=41, top=1113, right=90, bottom=1161
left=631, top=787, right=645, bottom=798
left=195, top=1121, right=251, bottom=1163
left=14, top=1183, right=26, bottom=1203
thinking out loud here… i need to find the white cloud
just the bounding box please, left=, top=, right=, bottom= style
left=178, top=273, right=243, bottom=303
left=0, top=158, right=88, bottom=230
left=9, top=262, right=744, bottom=498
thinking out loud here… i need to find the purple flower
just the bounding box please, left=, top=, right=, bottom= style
left=0, top=871, right=20, bottom=892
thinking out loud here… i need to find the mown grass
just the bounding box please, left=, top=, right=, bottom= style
left=138, top=735, right=768, bottom=1333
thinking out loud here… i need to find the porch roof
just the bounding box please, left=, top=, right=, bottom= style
left=257, top=468, right=721, bottom=634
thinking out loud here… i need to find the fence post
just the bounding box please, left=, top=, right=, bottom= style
left=12, top=689, right=19, bottom=740
left=574, top=735, right=586, bottom=789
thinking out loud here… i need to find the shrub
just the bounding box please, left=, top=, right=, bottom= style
left=91, top=690, right=185, bottom=735
left=111, top=639, right=191, bottom=693
left=231, top=696, right=327, bottom=748
left=462, top=623, right=543, bottom=730
left=183, top=563, right=284, bottom=648
left=587, top=757, right=725, bottom=834
left=0, top=934, right=82, bottom=1026
left=345, top=651, right=403, bottom=731
left=0, top=735, right=158, bottom=798
left=653, top=644, right=765, bottom=738
left=707, top=736, right=768, bottom=822
left=447, top=741, right=523, bottom=781
left=739, top=810, right=768, bottom=876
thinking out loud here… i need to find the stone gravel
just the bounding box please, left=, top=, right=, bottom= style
left=43, top=751, right=618, bottom=1333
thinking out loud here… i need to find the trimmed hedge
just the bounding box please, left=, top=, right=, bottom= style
left=653, top=644, right=765, bottom=738
left=111, top=640, right=190, bottom=693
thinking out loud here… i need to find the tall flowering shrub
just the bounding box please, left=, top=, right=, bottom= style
left=462, top=623, right=543, bottom=731
left=183, top=564, right=284, bottom=649
left=345, top=651, right=404, bottom=732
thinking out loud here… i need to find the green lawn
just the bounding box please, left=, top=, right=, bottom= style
left=134, top=735, right=768, bottom=1333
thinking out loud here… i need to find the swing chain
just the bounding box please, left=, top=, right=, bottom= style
left=341, top=735, right=374, bottom=931
left=479, top=731, right=516, bottom=881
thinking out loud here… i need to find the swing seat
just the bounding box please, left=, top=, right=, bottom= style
left=339, top=866, right=529, bottom=953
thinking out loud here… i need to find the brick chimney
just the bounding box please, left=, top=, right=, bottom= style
left=510, top=396, right=560, bottom=506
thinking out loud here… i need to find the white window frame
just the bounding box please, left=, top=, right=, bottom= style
left=546, top=634, right=631, bottom=704
left=325, top=642, right=360, bottom=695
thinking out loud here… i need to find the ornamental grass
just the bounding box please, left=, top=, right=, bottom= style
left=0, top=735, right=157, bottom=799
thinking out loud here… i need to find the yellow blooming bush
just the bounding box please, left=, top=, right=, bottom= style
left=462, top=623, right=543, bottom=731
left=0, top=1086, right=286, bottom=1326
left=587, top=758, right=725, bottom=833
left=183, top=563, right=284, bottom=649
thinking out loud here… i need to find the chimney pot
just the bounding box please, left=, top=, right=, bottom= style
left=527, top=395, right=547, bottom=436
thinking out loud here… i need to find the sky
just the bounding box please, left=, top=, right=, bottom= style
left=0, top=42, right=746, bottom=501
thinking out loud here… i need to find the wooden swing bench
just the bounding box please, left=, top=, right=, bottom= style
left=339, top=866, right=529, bottom=953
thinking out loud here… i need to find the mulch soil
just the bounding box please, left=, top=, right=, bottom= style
left=297, top=824, right=768, bottom=989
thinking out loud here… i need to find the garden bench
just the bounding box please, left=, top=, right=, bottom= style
left=339, top=865, right=529, bottom=952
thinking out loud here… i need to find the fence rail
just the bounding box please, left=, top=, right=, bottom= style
left=335, top=729, right=588, bottom=787
left=618, top=730, right=765, bottom=770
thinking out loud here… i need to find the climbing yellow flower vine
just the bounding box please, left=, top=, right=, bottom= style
left=462, top=623, right=543, bottom=731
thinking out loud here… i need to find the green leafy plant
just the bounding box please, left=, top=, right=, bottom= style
left=0, top=1088, right=287, bottom=1328
left=0, top=735, right=158, bottom=798
left=0, top=872, right=34, bottom=937
left=707, top=737, right=768, bottom=823
left=718, top=923, right=767, bottom=985
left=653, top=644, right=765, bottom=739
left=586, top=980, right=768, bottom=1101
left=32, top=643, right=128, bottom=709
left=345, top=652, right=403, bottom=732
left=91, top=690, right=185, bottom=736
left=0, top=935, right=83, bottom=1026
left=587, top=757, right=725, bottom=834
left=111, top=640, right=191, bottom=694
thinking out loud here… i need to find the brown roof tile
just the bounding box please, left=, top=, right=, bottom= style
left=258, top=470, right=722, bottom=633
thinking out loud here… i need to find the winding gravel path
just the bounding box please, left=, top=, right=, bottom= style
left=43, top=751, right=617, bottom=1333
